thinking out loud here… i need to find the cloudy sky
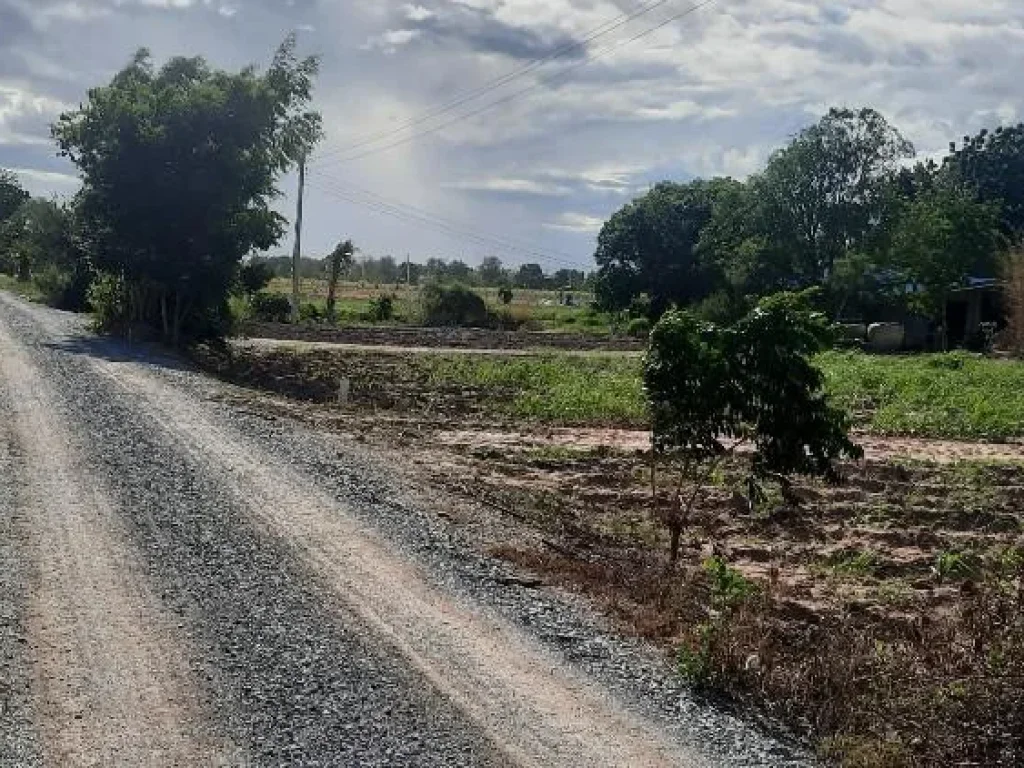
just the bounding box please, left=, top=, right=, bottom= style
left=1, top=0, right=1022, bottom=270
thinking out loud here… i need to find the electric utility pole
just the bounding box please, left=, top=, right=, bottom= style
left=291, top=153, right=306, bottom=324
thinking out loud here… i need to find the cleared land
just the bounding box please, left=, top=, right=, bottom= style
left=0, top=292, right=800, bottom=767
left=198, top=337, right=1024, bottom=767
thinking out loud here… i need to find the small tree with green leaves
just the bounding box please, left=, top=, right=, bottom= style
left=326, top=239, right=355, bottom=322
left=644, top=291, right=862, bottom=561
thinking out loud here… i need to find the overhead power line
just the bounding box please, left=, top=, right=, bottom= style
left=313, top=0, right=721, bottom=168
left=310, top=168, right=584, bottom=263
left=311, top=0, right=680, bottom=165
left=306, top=174, right=592, bottom=269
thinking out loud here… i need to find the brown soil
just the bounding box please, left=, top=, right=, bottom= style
left=208, top=382, right=1024, bottom=767
left=239, top=321, right=644, bottom=352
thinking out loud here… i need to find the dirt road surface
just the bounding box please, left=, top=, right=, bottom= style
left=0, top=292, right=807, bottom=767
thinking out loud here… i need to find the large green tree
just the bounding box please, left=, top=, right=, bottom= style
left=0, top=170, right=29, bottom=223
left=889, top=188, right=1002, bottom=342
left=594, top=179, right=740, bottom=316
left=944, top=123, right=1024, bottom=236
left=755, top=107, right=915, bottom=285
left=52, top=36, right=321, bottom=343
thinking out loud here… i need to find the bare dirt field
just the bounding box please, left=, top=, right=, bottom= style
left=198, top=338, right=1024, bottom=767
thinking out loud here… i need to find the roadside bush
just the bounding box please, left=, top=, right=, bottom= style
left=88, top=272, right=130, bottom=332
left=645, top=290, right=861, bottom=560
left=498, top=286, right=514, bottom=305
left=238, top=261, right=274, bottom=297
left=421, top=282, right=489, bottom=327
left=33, top=265, right=72, bottom=307
left=251, top=292, right=292, bottom=323
left=298, top=302, right=323, bottom=323
left=367, top=294, right=395, bottom=323
left=626, top=317, right=651, bottom=339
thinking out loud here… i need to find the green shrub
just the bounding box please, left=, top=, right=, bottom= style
left=251, top=292, right=291, bottom=323
left=498, top=286, right=514, bottom=305
left=626, top=316, right=651, bottom=339
left=238, top=261, right=274, bottom=296
left=645, top=291, right=861, bottom=560
left=421, top=282, right=489, bottom=327
left=88, top=272, right=130, bottom=332
left=367, top=294, right=395, bottom=322
left=298, top=302, right=323, bottom=323
left=33, top=265, right=72, bottom=306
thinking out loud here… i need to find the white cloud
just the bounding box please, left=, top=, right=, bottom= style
left=544, top=212, right=605, bottom=233
left=4, top=0, right=1024, bottom=265
left=402, top=4, right=434, bottom=22
left=442, top=177, right=572, bottom=195
left=362, top=28, right=422, bottom=53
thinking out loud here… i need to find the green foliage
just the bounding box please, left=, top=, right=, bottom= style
left=0, top=169, right=29, bottom=225
left=51, top=37, right=322, bottom=344
left=944, top=123, right=1024, bottom=235
left=935, top=550, right=981, bottom=582
left=704, top=556, right=756, bottom=610
left=367, top=293, right=395, bottom=323
left=298, top=302, right=323, bottom=323
left=88, top=272, right=130, bottom=331
left=421, top=282, right=489, bottom=327
left=477, top=256, right=506, bottom=287
left=498, top=285, right=514, bottom=305
left=677, top=621, right=717, bottom=685
left=514, top=263, right=546, bottom=290
left=754, top=107, right=915, bottom=285
left=819, top=351, right=1024, bottom=439
left=238, top=261, right=274, bottom=297
left=326, top=239, right=355, bottom=321
left=626, top=316, right=651, bottom=339
left=889, top=188, right=1002, bottom=328
left=251, top=292, right=292, bottom=323
left=645, top=292, right=861, bottom=559
left=422, top=353, right=645, bottom=424
left=594, top=179, right=739, bottom=317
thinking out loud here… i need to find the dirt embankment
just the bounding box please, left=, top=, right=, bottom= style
left=239, top=321, right=644, bottom=352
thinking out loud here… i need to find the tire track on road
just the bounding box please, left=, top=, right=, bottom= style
left=0, top=317, right=238, bottom=767
left=91, top=344, right=711, bottom=768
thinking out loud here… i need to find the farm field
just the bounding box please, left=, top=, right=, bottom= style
left=205, top=341, right=1024, bottom=442
left=255, top=277, right=609, bottom=334
left=197, top=338, right=1024, bottom=767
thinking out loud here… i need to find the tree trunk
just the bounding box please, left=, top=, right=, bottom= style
left=160, top=294, right=170, bottom=339
left=669, top=524, right=682, bottom=563
left=326, top=258, right=340, bottom=324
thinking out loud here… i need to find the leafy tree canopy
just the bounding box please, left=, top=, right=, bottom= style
left=644, top=291, right=861, bottom=559
left=0, top=169, right=29, bottom=223
left=51, top=36, right=321, bottom=342
left=944, top=123, right=1024, bottom=236
left=594, top=179, right=741, bottom=316
left=754, top=107, right=914, bottom=285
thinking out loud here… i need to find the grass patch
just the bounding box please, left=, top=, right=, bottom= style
left=420, top=353, right=645, bottom=425
left=0, top=274, right=45, bottom=302
left=820, top=351, right=1024, bottom=440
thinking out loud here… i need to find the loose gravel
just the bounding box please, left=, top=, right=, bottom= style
left=0, top=292, right=813, bottom=767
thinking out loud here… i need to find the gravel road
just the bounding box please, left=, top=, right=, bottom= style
left=0, top=291, right=811, bottom=767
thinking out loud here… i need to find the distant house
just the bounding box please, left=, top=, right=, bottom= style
left=945, top=278, right=1003, bottom=348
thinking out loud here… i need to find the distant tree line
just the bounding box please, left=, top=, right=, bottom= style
left=251, top=251, right=590, bottom=291
left=595, top=107, right=1021, bottom=338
